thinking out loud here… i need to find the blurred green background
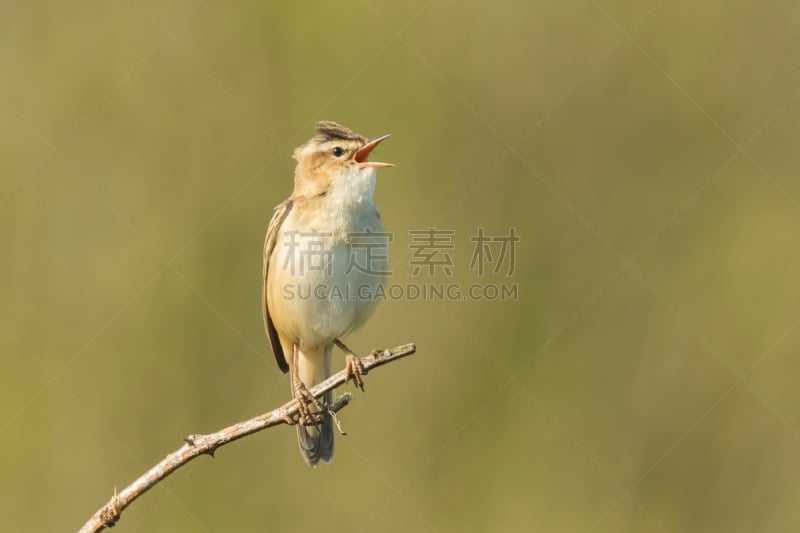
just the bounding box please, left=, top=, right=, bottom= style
left=3, top=1, right=800, bottom=531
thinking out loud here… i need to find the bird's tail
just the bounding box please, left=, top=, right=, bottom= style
left=295, top=345, right=334, bottom=466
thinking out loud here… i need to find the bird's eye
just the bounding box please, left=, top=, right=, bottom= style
left=332, top=146, right=345, bottom=157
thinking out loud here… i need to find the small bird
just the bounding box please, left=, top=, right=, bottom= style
left=262, top=121, right=392, bottom=465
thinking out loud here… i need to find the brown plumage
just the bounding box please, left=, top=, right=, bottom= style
left=262, top=121, right=393, bottom=465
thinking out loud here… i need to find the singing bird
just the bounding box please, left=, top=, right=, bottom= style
left=263, top=121, right=392, bottom=465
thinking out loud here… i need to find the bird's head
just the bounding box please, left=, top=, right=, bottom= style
left=292, top=121, right=392, bottom=199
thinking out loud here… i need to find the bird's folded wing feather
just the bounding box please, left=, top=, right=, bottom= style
left=262, top=199, right=293, bottom=373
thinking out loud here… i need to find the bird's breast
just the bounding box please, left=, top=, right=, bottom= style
left=267, top=199, right=387, bottom=347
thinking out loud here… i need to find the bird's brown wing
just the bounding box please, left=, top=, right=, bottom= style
left=262, top=199, right=293, bottom=373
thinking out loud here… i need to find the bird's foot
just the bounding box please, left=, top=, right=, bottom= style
left=293, top=381, right=324, bottom=426
left=345, top=353, right=365, bottom=391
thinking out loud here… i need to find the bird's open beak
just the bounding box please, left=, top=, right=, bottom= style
left=354, top=134, right=394, bottom=168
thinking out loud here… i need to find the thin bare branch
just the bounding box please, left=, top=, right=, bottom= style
left=77, top=343, right=416, bottom=533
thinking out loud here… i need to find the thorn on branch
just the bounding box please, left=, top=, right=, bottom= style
left=184, top=435, right=215, bottom=457
left=330, top=392, right=353, bottom=412
left=100, top=487, right=121, bottom=528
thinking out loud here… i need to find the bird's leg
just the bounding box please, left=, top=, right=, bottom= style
left=291, top=344, right=323, bottom=425
left=334, top=339, right=365, bottom=391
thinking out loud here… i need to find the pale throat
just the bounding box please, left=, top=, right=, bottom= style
left=314, top=166, right=379, bottom=237
left=328, top=166, right=377, bottom=210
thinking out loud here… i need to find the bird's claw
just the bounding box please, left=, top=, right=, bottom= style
left=294, top=381, right=323, bottom=426
left=345, top=354, right=365, bottom=391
